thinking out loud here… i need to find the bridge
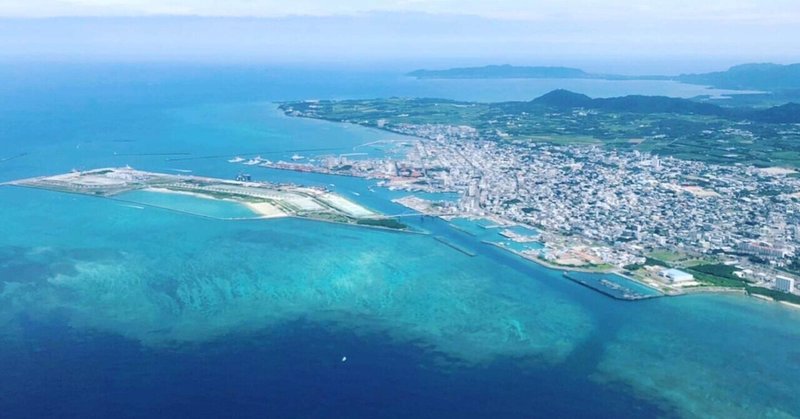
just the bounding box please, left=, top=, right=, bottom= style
left=365, top=212, right=448, bottom=219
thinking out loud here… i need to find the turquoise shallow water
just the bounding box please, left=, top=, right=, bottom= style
left=116, top=190, right=259, bottom=219
left=1, top=64, right=799, bottom=418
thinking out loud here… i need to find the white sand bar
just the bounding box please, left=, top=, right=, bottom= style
left=244, top=202, right=288, bottom=218
left=319, top=193, right=375, bottom=217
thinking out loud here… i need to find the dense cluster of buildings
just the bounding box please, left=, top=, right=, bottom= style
left=252, top=123, right=800, bottom=293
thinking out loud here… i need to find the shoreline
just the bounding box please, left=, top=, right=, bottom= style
left=480, top=240, right=664, bottom=296
left=481, top=240, right=612, bottom=273
left=144, top=187, right=289, bottom=219
left=236, top=161, right=800, bottom=310
left=4, top=177, right=419, bottom=234
left=389, top=194, right=789, bottom=303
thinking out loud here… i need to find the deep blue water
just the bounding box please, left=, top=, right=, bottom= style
left=1, top=317, right=663, bottom=419
left=1, top=63, right=799, bottom=419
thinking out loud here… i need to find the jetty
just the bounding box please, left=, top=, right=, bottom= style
left=563, top=272, right=663, bottom=301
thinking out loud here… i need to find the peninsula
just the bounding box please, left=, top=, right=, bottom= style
left=4, top=167, right=406, bottom=230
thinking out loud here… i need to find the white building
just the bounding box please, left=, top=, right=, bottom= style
left=660, top=268, right=694, bottom=284
left=775, top=276, right=796, bottom=294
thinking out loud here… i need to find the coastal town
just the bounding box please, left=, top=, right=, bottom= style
left=233, top=107, right=800, bottom=303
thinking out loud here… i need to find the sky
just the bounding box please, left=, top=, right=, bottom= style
left=3, top=0, right=799, bottom=22
left=1, top=1, right=798, bottom=72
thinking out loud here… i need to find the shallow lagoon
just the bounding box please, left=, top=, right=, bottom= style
left=116, top=189, right=259, bottom=219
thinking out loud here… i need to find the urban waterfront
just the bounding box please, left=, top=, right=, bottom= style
left=1, top=65, right=800, bottom=418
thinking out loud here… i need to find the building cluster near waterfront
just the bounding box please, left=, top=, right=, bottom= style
left=239, top=115, right=800, bottom=296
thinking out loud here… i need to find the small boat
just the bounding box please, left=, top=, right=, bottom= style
left=352, top=192, right=361, bottom=196
left=291, top=154, right=305, bottom=161
left=228, top=156, right=245, bottom=163
left=243, top=159, right=260, bottom=166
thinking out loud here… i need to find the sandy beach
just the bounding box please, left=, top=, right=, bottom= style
left=145, top=187, right=216, bottom=200
left=145, top=187, right=287, bottom=218
left=243, top=202, right=287, bottom=218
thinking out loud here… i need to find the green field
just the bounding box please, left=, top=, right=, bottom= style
left=746, top=286, right=800, bottom=304
left=281, top=98, right=800, bottom=167
left=647, top=250, right=686, bottom=263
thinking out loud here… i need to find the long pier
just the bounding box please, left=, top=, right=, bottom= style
left=433, top=236, right=477, bottom=257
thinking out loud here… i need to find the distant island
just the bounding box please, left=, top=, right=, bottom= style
left=408, top=63, right=800, bottom=93
left=408, top=65, right=621, bottom=80
left=407, top=64, right=666, bottom=81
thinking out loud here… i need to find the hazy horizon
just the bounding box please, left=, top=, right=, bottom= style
left=1, top=9, right=798, bottom=74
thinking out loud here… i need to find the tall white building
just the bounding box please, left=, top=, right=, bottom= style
left=775, top=276, right=796, bottom=293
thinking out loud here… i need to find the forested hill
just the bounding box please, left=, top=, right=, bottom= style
left=677, top=63, right=800, bottom=91
left=531, top=89, right=800, bottom=123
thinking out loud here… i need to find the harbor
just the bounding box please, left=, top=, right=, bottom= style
left=562, top=272, right=664, bottom=301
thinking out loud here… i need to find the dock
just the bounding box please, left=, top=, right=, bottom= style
left=562, top=272, right=663, bottom=301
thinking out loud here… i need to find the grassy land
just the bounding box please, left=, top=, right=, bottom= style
left=356, top=218, right=408, bottom=230
left=746, top=286, right=800, bottom=304
left=690, top=271, right=747, bottom=288
left=686, top=263, right=748, bottom=288
left=517, top=135, right=601, bottom=145
left=647, top=250, right=687, bottom=263
left=643, top=257, right=670, bottom=268
left=688, top=263, right=739, bottom=279
left=280, top=98, right=800, bottom=167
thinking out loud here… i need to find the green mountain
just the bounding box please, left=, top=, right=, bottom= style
left=530, top=89, right=800, bottom=123
left=677, top=63, right=800, bottom=91
left=751, top=102, right=800, bottom=123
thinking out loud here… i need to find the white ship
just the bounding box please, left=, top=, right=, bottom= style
left=228, top=156, right=245, bottom=163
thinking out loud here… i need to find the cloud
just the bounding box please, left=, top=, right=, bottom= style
left=3, top=0, right=800, bottom=24
left=0, top=2, right=797, bottom=67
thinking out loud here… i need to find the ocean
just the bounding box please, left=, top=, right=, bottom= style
left=1, top=62, right=798, bottom=419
